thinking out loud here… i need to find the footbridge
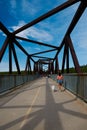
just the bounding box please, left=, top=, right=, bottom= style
left=0, top=0, right=87, bottom=129
left=0, top=76, right=87, bottom=130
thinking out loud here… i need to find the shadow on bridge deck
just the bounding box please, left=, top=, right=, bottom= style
left=0, top=77, right=87, bottom=130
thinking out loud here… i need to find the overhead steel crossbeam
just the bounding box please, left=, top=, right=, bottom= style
left=15, top=36, right=59, bottom=49
left=66, top=1, right=86, bottom=35
left=38, top=62, right=51, bottom=64
left=38, top=58, right=53, bottom=62
left=32, top=55, right=53, bottom=60
left=30, top=48, right=57, bottom=56
left=13, top=0, right=80, bottom=34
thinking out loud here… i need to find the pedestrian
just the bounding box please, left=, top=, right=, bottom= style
left=57, top=71, right=63, bottom=91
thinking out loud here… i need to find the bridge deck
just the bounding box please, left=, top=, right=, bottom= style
left=0, top=77, right=87, bottom=130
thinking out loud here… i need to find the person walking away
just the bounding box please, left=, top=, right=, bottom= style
left=57, top=71, right=63, bottom=91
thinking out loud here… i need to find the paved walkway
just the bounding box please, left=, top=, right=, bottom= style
left=0, top=77, right=87, bottom=130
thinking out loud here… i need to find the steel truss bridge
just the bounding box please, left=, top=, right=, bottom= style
left=0, top=0, right=87, bottom=74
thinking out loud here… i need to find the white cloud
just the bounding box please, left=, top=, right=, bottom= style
left=35, top=47, right=41, bottom=50
left=9, top=0, right=17, bottom=16
left=11, top=20, right=53, bottom=42
left=11, top=20, right=25, bottom=30
left=0, top=30, right=6, bottom=37
left=27, top=26, right=53, bottom=42
left=8, top=0, right=42, bottom=19
left=10, top=0, right=16, bottom=9
left=21, top=0, right=40, bottom=16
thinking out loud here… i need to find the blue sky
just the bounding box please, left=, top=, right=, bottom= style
left=0, top=0, right=87, bottom=72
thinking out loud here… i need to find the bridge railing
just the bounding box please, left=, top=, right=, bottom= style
left=50, top=74, right=87, bottom=102
left=0, top=74, right=39, bottom=94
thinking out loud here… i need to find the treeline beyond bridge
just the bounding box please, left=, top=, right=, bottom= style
left=0, top=0, right=87, bottom=130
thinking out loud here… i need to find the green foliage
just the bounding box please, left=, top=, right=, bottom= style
left=0, top=65, right=87, bottom=74
left=80, top=65, right=87, bottom=73
left=66, top=65, right=87, bottom=73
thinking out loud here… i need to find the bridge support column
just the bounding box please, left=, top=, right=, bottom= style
left=55, top=57, right=59, bottom=74
left=65, top=35, right=82, bottom=73
left=25, top=56, right=32, bottom=74
left=62, top=40, right=69, bottom=73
